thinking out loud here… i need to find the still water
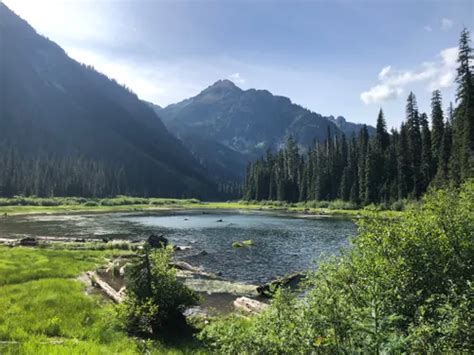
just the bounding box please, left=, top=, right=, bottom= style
left=0, top=210, right=356, bottom=284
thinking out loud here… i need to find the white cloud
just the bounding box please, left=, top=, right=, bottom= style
left=424, top=25, right=433, bottom=32
left=361, top=85, right=402, bottom=105
left=378, top=65, right=392, bottom=80
left=228, top=72, right=246, bottom=84
left=441, top=18, right=453, bottom=31
left=361, top=46, right=458, bottom=104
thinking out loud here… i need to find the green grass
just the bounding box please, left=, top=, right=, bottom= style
left=0, top=195, right=402, bottom=219
left=0, top=246, right=205, bottom=354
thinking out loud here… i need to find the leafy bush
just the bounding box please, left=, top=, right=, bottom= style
left=200, top=181, right=474, bottom=353
left=118, top=245, right=199, bottom=337
left=390, top=199, right=406, bottom=211
left=327, top=199, right=358, bottom=210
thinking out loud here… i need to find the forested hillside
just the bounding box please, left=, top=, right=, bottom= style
left=244, top=29, right=474, bottom=205
left=0, top=4, right=214, bottom=198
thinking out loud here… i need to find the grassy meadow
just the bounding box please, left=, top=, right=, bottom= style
left=0, top=246, right=204, bottom=354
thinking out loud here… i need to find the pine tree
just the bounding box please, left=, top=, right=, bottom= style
left=397, top=124, right=410, bottom=199
left=406, top=92, right=423, bottom=197
left=451, top=28, right=474, bottom=181
left=430, top=90, right=444, bottom=172
left=436, top=104, right=454, bottom=183
left=420, top=112, right=433, bottom=191
left=375, top=109, right=390, bottom=151
left=364, top=143, right=378, bottom=204
left=357, top=125, right=369, bottom=203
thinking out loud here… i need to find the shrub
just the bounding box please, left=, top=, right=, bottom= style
left=118, top=245, right=199, bottom=337
left=327, top=199, right=358, bottom=210
left=199, top=181, right=474, bottom=353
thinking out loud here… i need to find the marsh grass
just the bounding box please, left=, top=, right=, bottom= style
left=0, top=195, right=400, bottom=219
left=0, top=246, right=205, bottom=354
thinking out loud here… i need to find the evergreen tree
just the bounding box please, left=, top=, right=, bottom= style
left=375, top=109, right=390, bottom=151
left=451, top=28, right=474, bottom=180
left=420, top=112, right=433, bottom=191
left=406, top=92, right=423, bottom=197
left=397, top=124, right=410, bottom=199
left=241, top=32, right=471, bottom=206
left=430, top=90, right=444, bottom=171
left=357, top=125, right=370, bottom=203
left=436, top=104, right=454, bottom=183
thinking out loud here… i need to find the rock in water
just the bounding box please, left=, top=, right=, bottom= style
left=147, top=234, right=168, bottom=248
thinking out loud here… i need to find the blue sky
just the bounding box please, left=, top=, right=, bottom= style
left=4, top=0, right=473, bottom=129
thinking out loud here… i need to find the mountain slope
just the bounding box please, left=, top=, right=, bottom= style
left=159, top=80, right=372, bottom=183
left=161, top=80, right=341, bottom=154
left=0, top=4, right=214, bottom=198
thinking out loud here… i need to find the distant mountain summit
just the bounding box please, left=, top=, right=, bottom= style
left=158, top=80, right=373, bottom=182
left=328, top=116, right=376, bottom=136
left=0, top=4, right=214, bottom=198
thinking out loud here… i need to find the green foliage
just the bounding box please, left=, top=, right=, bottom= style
left=199, top=289, right=306, bottom=354
left=118, top=245, right=199, bottom=337
left=200, top=181, right=474, bottom=353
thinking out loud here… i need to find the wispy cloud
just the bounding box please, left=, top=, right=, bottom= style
left=424, top=25, right=433, bottom=32
left=361, top=46, right=458, bottom=104
left=441, top=18, right=453, bottom=31
left=228, top=72, right=246, bottom=84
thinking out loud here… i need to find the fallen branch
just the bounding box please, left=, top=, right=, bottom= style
left=86, top=271, right=124, bottom=303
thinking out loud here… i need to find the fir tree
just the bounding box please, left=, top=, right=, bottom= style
left=420, top=112, right=433, bottom=191
left=375, top=109, right=390, bottom=151
left=406, top=92, right=423, bottom=197
left=430, top=90, right=444, bottom=171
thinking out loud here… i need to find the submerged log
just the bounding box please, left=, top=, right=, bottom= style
left=257, top=272, right=306, bottom=297
left=87, top=271, right=124, bottom=303
left=233, top=297, right=268, bottom=314
left=19, top=237, right=38, bottom=246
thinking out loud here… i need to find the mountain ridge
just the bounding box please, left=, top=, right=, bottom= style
left=0, top=3, right=215, bottom=198
left=157, top=80, right=374, bottom=183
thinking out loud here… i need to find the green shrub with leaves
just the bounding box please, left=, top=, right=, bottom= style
left=118, top=244, right=199, bottom=337
left=200, top=181, right=474, bottom=353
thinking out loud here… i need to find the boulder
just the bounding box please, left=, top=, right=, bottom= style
left=19, top=237, right=38, bottom=246
left=232, top=239, right=253, bottom=248
left=257, top=272, right=306, bottom=297
left=147, top=234, right=168, bottom=248
left=173, top=245, right=192, bottom=252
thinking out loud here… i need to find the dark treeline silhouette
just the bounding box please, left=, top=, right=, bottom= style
left=244, top=29, right=473, bottom=205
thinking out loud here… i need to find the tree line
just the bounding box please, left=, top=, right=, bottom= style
left=244, top=29, right=473, bottom=205
left=0, top=147, right=127, bottom=197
